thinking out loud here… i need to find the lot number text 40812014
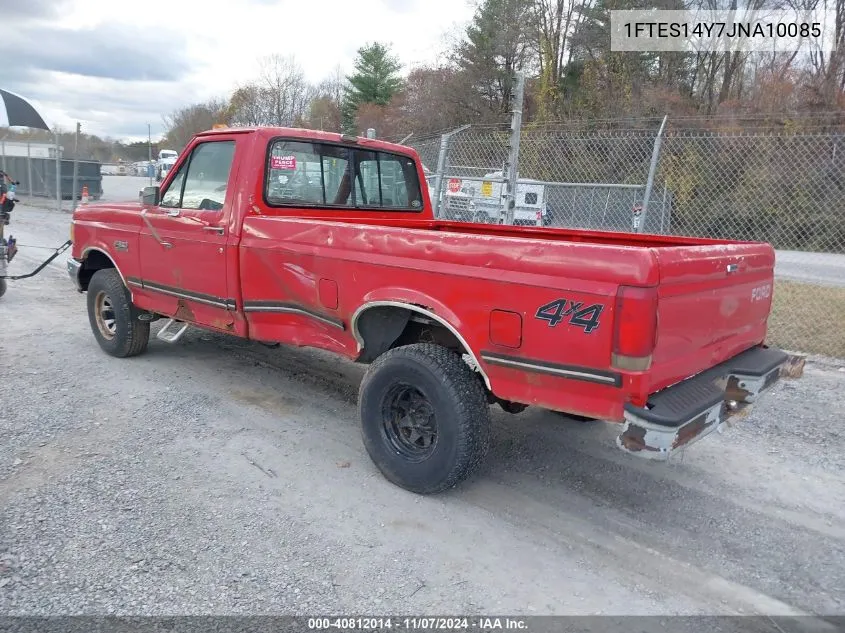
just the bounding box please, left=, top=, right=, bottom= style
left=307, top=617, right=529, bottom=630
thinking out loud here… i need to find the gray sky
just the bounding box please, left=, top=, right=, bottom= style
left=0, top=0, right=473, bottom=141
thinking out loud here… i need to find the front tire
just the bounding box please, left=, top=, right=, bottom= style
left=0, top=278, right=6, bottom=299
left=359, top=343, right=491, bottom=494
left=86, top=268, right=150, bottom=357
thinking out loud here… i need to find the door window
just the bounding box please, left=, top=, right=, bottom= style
left=160, top=163, right=187, bottom=208
left=159, top=141, right=236, bottom=211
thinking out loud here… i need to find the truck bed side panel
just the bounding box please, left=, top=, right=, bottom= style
left=238, top=216, right=660, bottom=419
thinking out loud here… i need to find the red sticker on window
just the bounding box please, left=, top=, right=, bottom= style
left=271, top=155, right=297, bottom=170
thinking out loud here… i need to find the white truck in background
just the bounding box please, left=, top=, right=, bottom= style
left=156, top=149, right=179, bottom=182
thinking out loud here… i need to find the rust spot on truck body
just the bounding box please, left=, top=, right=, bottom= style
left=174, top=300, right=194, bottom=323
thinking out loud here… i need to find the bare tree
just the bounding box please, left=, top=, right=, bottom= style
left=163, top=98, right=231, bottom=151
left=316, top=65, right=346, bottom=105
left=805, top=0, right=845, bottom=107
left=228, top=84, right=267, bottom=127
left=258, top=54, right=313, bottom=126
left=535, top=0, right=582, bottom=112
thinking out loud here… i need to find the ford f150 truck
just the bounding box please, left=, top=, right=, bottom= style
left=67, top=126, right=794, bottom=494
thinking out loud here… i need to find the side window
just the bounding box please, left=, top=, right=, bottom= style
left=321, top=145, right=351, bottom=206
left=181, top=141, right=236, bottom=211
left=266, top=141, right=323, bottom=205
left=377, top=153, right=422, bottom=210
left=353, top=150, right=380, bottom=207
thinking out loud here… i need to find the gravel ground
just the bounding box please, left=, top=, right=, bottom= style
left=1, top=194, right=844, bottom=621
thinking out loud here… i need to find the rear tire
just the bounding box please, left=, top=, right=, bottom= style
left=0, top=278, right=6, bottom=299
left=86, top=268, right=150, bottom=357
left=359, top=343, right=491, bottom=494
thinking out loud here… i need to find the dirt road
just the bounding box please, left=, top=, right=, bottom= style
left=1, top=201, right=844, bottom=622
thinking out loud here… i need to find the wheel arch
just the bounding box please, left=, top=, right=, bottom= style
left=78, top=247, right=128, bottom=291
left=351, top=300, right=491, bottom=391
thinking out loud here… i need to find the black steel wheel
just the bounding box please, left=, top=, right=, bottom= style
left=381, top=383, right=439, bottom=462
left=359, top=343, right=491, bottom=494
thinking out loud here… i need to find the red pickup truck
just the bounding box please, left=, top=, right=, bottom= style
left=68, top=126, right=791, bottom=494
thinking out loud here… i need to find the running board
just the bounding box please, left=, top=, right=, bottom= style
left=156, top=318, right=189, bottom=344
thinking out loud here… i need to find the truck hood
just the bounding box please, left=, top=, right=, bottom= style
left=72, top=202, right=143, bottom=226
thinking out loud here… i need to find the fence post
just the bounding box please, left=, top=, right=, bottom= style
left=27, top=143, right=32, bottom=196
left=148, top=123, right=154, bottom=187
left=55, top=131, right=61, bottom=212
left=502, top=72, right=525, bottom=226
left=638, top=114, right=668, bottom=233
left=431, top=124, right=470, bottom=219
left=72, top=122, right=80, bottom=212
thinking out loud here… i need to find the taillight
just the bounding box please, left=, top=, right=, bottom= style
left=612, top=286, right=658, bottom=371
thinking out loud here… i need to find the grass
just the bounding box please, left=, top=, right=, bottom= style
left=767, top=279, right=845, bottom=358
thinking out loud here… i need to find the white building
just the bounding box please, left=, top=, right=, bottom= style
left=0, top=140, right=62, bottom=159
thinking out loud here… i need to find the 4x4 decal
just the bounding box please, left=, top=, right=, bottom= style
left=535, top=298, right=603, bottom=333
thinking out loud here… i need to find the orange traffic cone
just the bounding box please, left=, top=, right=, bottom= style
left=81, top=185, right=89, bottom=205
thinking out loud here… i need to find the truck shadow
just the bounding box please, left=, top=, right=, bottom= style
left=149, top=332, right=843, bottom=610
left=143, top=325, right=843, bottom=616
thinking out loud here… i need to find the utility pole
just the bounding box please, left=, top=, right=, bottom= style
left=71, top=122, right=80, bottom=211
left=502, top=72, right=525, bottom=225
left=148, top=123, right=153, bottom=186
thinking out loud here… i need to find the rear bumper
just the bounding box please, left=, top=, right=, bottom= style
left=617, top=345, right=797, bottom=460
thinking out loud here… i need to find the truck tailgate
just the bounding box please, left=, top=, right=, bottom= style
left=649, top=242, right=776, bottom=392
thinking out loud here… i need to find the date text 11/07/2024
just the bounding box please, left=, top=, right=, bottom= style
left=307, top=617, right=529, bottom=630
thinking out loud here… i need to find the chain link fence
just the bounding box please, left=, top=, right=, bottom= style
left=402, top=116, right=845, bottom=358
left=0, top=152, right=104, bottom=202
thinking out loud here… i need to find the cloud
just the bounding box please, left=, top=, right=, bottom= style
left=0, top=23, right=190, bottom=82
left=0, top=0, right=476, bottom=141
left=8, top=71, right=208, bottom=138
left=378, top=0, right=419, bottom=12
left=0, top=0, right=67, bottom=19
left=0, top=18, right=196, bottom=138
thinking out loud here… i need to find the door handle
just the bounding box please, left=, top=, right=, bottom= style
left=202, top=226, right=225, bottom=235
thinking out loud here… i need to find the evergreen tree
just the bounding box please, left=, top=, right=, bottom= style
left=341, top=42, right=403, bottom=134
left=453, top=0, right=534, bottom=115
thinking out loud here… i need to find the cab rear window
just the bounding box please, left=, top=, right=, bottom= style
left=265, top=140, right=423, bottom=212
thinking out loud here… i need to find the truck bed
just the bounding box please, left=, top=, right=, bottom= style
left=239, top=214, right=776, bottom=416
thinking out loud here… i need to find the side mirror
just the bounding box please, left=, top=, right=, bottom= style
left=141, top=186, right=160, bottom=206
